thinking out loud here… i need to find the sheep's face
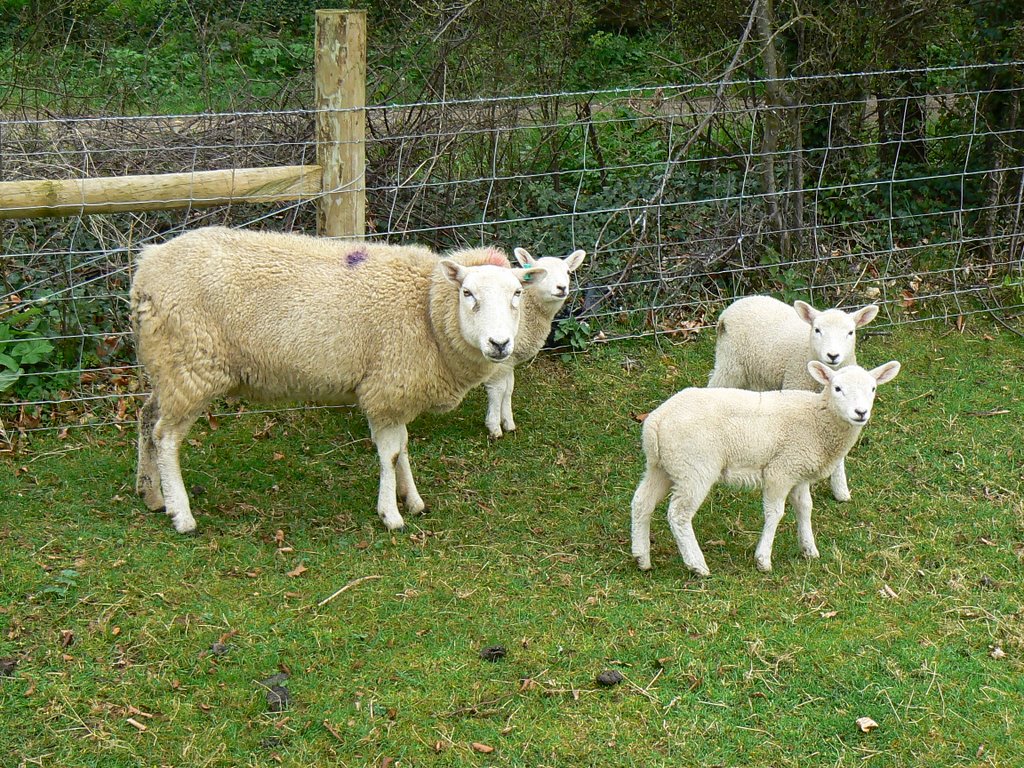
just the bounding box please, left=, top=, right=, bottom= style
left=439, top=261, right=547, bottom=362
left=809, top=360, right=901, bottom=426
left=513, top=248, right=586, bottom=306
left=795, top=301, right=879, bottom=368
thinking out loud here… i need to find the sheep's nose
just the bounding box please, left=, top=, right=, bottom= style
left=555, top=286, right=568, bottom=298
left=488, top=338, right=511, bottom=358
left=826, top=352, right=840, bottom=364
left=854, top=408, right=868, bottom=421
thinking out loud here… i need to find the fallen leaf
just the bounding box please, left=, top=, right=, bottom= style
left=856, top=716, right=879, bottom=733
left=820, top=610, right=838, bottom=619
left=59, top=629, right=75, bottom=648
left=471, top=742, right=494, bottom=754
left=286, top=564, right=308, bottom=578
left=879, top=584, right=898, bottom=600
left=990, top=646, right=1006, bottom=660
left=272, top=452, right=285, bottom=461
left=274, top=529, right=286, bottom=545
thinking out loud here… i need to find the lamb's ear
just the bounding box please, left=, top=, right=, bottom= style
left=564, top=249, right=586, bottom=272
left=513, top=248, right=535, bottom=267
left=439, top=258, right=467, bottom=285
left=869, top=360, right=901, bottom=385
left=515, top=266, right=547, bottom=286
left=852, top=304, right=880, bottom=328
left=794, top=300, right=819, bottom=325
left=807, top=360, right=833, bottom=386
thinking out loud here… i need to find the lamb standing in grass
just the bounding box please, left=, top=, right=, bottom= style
left=631, top=360, right=900, bottom=575
left=131, top=226, right=546, bottom=534
left=481, top=247, right=586, bottom=438
left=707, top=295, right=880, bottom=501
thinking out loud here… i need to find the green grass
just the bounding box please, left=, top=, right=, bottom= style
left=1, top=323, right=1023, bottom=767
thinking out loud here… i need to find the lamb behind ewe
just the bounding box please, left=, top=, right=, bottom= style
left=707, top=295, right=880, bottom=502
left=481, top=247, right=586, bottom=438
left=131, top=226, right=546, bottom=534
left=631, top=360, right=900, bottom=575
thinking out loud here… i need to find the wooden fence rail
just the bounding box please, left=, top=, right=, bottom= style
left=0, top=10, right=365, bottom=238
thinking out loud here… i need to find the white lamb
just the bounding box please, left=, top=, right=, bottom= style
left=631, top=360, right=900, bottom=575
left=707, top=295, right=880, bottom=502
left=481, top=247, right=586, bottom=438
left=131, top=226, right=546, bottom=535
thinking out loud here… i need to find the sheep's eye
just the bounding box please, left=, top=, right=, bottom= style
left=514, top=289, right=523, bottom=297
left=462, top=289, right=473, bottom=298
left=872, top=386, right=876, bottom=392
left=848, top=330, right=854, bottom=336
left=814, top=328, right=822, bottom=334
left=834, top=385, right=841, bottom=393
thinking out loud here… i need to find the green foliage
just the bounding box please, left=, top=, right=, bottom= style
left=0, top=307, right=56, bottom=397
left=551, top=315, right=592, bottom=361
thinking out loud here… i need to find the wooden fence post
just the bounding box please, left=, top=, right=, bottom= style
left=315, top=9, right=366, bottom=239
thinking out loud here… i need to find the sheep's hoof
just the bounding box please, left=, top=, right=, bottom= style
left=832, top=490, right=852, bottom=503
left=688, top=565, right=712, bottom=578
left=487, top=428, right=503, bottom=440
left=802, top=546, right=821, bottom=560
left=172, top=515, right=198, bottom=535
left=635, top=556, right=652, bottom=571
left=755, top=558, right=773, bottom=573
left=379, top=511, right=406, bottom=531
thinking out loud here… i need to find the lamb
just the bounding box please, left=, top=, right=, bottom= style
left=631, top=360, right=900, bottom=575
left=131, top=226, right=546, bottom=535
left=481, top=247, right=586, bottom=438
left=707, top=295, right=880, bottom=502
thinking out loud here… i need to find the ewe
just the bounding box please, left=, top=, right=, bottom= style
left=131, top=227, right=545, bottom=534
left=481, top=247, right=586, bottom=438
left=707, top=295, right=880, bottom=501
left=631, top=360, right=900, bottom=575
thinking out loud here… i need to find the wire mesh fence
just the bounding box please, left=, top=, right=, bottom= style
left=1, top=62, right=1022, bottom=437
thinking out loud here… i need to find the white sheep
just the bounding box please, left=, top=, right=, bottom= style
left=631, top=360, right=900, bottom=575
left=481, top=247, right=586, bottom=438
left=131, top=226, right=546, bottom=535
left=707, top=295, right=880, bottom=501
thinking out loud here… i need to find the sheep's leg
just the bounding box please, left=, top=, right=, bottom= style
left=135, top=395, right=165, bottom=511
left=154, top=416, right=198, bottom=534
left=499, top=366, right=516, bottom=434
left=754, top=490, right=788, bottom=572
left=789, top=483, right=819, bottom=559
left=394, top=425, right=425, bottom=515
left=370, top=423, right=407, bottom=531
left=630, top=463, right=672, bottom=570
left=830, top=458, right=851, bottom=502
left=483, top=367, right=511, bottom=439
left=666, top=485, right=713, bottom=577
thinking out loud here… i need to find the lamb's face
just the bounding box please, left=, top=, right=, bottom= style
left=795, top=301, right=879, bottom=368
left=440, top=261, right=546, bottom=362
left=810, top=360, right=901, bottom=426
left=513, top=247, right=586, bottom=307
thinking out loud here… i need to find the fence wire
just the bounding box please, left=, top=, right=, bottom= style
left=1, top=63, right=1022, bottom=436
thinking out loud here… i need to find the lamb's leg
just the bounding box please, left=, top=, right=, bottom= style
left=136, top=395, right=165, bottom=511
left=830, top=458, right=851, bottom=502
left=754, top=490, right=788, bottom=572
left=483, top=367, right=511, bottom=439
left=499, top=366, right=516, bottom=434
left=630, top=463, right=672, bottom=570
left=394, top=424, right=425, bottom=515
left=789, top=483, right=819, bottom=559
left=665, top=481, right=714, bottom=577
left=370, top=422, right=407, bottom=531
left=154, top=415, right=199, bottom=534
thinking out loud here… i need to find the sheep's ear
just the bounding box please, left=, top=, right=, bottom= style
left=869, top=360, right=901, bottom=385
left=515, top=266, right=547, bottom=286
left=439, top=259, right=467, bottom=285
left=513, top=248, right=535, bottom=267
left=564, top=249, right=586, bottom=272
left=852, top=304, right=880, bottom=328
left=807, top=360, right=833, bottom=386
left=794, top=300, right=818, bottom=324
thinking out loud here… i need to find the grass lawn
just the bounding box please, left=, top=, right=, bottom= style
left=1, top=322, right=1022, bottom=767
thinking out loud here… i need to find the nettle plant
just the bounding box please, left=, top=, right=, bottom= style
left=0, top=306, right=57, bottom=397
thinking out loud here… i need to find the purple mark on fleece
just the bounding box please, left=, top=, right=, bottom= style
left=345, top=249, right=368, bottom=268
